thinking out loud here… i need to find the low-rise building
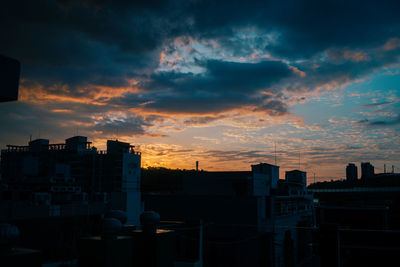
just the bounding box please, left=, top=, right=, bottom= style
left=144, top=163, right=314, bottom=266
left=0, top=136, right=142, bottom=262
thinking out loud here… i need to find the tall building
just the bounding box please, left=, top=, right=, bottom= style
left=103, top=140, right=142, bottom=225
left=346, top=163, right=358, bottom=181
left=361, top=162, right=374, bottom=179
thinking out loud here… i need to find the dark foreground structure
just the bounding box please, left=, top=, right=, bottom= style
left=0, top=54, right=20, bottom=103
left=310, top=172, right=400, bottom=267
left=1, top=141, right=314, bottom=267
left=0, top=137, right=142, bottom=264
left=144, top=164, right=314, bottom=266
left=4, top=140, right=398, bottom=266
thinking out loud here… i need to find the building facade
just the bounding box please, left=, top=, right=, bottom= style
left=144, top=163, right=314, bottom=266
left=0, top=136, right=142, bottom=262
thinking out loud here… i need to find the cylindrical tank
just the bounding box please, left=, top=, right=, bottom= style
left=101, top=218, right=122, bottom=240
left=105, top=210, right=127, bottom=225
left=140, top=211, right=160, bottom=233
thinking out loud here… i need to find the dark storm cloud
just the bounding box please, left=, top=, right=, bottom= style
left=136, top=59, right=292, bottom=113
left=1, top=0, right=179, bottom=57
left=142, top=60, right=292, bottom=92
left=1, top=0, right=186, bottom=88
left=145, top=93, right=254, bottom=114
left=93, top=115, right=151, bottom=136
left=254, top=100, right=288, bottom=116
left=188, top=0, right=400, bottom=56
left=282, top=45, right=400, bottom=94
left=2, top=0, right=400, bottom=120
left=183, top=115, right=228, bottom=126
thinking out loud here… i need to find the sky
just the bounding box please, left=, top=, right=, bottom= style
left=1, top=0, right=400, bottom=183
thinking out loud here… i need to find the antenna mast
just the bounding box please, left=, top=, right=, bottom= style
left=298, top=152, right=301, bottom=170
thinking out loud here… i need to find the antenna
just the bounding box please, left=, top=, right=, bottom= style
left=393, top=165, right=395, bottom=173
left=314, top=173, right=316, bottom=184
left=298, top=152, right=301, bottom=170
left=384, top=164, right=386, bottom=174
left=274, top=142, right=277, bottom=165
left=29, top=134, right=32, bottom=142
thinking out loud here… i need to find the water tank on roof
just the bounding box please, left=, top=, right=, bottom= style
left=140, top=211, right=160, bottom=233
left=101, top=218, right=122, bottom=240
left=105, top=210, right=127, bottom=225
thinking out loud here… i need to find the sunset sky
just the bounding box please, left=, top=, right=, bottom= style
left=1, top=0, right=400, bottom=183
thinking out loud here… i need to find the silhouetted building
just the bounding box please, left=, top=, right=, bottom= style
left=346, top=163, right=358, bottom=181
left=104, top=140, right=142, bottom=225
left=0, top=136, right=142, bottom=263
left=144, top=163, right=314, bottom=266
left=361, top=162, right=374, bottom=179
left=78, top=211, right=202, bottom=267
left=1, top=136, right=142, bottom=224
left=309, top=173, right=400, bottom=267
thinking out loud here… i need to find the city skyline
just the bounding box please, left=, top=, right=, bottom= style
left=1, top=1, right=400, bottom=181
